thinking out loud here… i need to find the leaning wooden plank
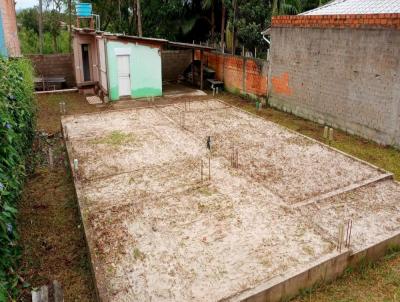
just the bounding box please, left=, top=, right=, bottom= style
left=31, top=285, right=49, bottom=302
left=53, top=280, right=64, bottom=302
left=40, top=286, right=49, bottom=302
left=31, top=290, right=40, bottom=302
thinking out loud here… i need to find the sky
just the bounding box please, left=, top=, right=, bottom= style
left=15, top=0, right=37, bottom=10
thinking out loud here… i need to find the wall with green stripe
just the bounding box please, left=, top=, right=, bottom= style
left=106, top=40, right=162, bottom=101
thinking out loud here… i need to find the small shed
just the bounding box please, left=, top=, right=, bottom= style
left=104, top=34, right=166, bottom=100
left=73, top=29, right=167, bottom=101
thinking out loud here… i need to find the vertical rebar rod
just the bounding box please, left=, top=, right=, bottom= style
left=347, top=220, right=353, bottom=248
left=201, top=159, right=203, bottom=182
left=64, top=126, right=68, bottom=140
left=236, top=150, right=238, bottom=168
left=208, top=155, right=211, bottom=180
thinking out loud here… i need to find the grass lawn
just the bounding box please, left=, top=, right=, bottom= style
left=16, top=91, right=400, bottom=301
left=16, top=93, right=106, bottom=301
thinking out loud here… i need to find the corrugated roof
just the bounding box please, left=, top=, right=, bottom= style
left=301, top=0, right=400, bottom=15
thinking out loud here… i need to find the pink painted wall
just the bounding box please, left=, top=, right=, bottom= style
left=0, top=0, right=21, bottom=57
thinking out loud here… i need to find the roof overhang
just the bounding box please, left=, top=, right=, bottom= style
left=167, top=41, right=216, bottom=51
left=261, top=27, right=271, bottom=35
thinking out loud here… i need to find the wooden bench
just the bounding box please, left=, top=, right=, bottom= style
left=34, top=77, right=66, bottom=91
left=207, top=79, right=224, bottom=95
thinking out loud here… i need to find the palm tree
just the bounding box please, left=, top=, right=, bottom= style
left=272, top=0, right=302, bottom=16
left=272, top=0, right=330, bottom=16
left=202, top=0, right=228, bottom=48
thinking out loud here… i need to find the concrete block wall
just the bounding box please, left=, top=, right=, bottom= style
left=28, top=54, right=76, bottom=88
left=0, top=0, right=20, bottom=57
left=202, top=51, right=268, bottom=98
left=161, top=50, right=192, bottom=82
left=269, top=14, right=400, bottom=147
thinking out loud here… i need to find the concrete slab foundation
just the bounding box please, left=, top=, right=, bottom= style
left=62, top=99, right=400, bottom=302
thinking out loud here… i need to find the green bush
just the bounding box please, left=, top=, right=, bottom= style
left=0, top=57, right=36, bottom=300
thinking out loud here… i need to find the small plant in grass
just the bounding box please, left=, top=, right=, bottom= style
left=384, top=244, right=400, bottom=260
left=90, top=131, right=135, bottom=146
left=133, top=248, right=145, bottom=261
left=0, top=57, right=36, bottom=299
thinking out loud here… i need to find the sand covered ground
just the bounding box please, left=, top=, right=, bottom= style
left=62, top=99, right=400, bottom=301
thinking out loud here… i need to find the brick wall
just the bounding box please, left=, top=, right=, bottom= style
left=269, top=16, right=400, bottom=147
left=272, top=13, right=400, bottom=30
left=203, top=51, right=268, bottom=97
left=0, top=0, right=20, bottom=57
left=28, top=54, right=76, bottom=88
left=161, top=50, right=192, bottom=82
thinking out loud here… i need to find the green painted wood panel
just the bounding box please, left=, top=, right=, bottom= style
left=106, top=40, right=162, bottom=101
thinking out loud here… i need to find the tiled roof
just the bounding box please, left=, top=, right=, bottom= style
left=301, top=0, right=400, bottom=15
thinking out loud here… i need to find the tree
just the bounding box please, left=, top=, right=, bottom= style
left=272, top=0, right=331, bottom=16
left=220, top=1, right=226, bottom=49
left=202, top=0, right=215, bottom=41
left=136, top=0, right=142, bottom=36
left=229, top=0, right=270, bottom=51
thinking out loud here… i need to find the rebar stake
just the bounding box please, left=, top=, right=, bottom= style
left=337, top=223, right=345, bottom=252
left=208, top=155, right=211, bottom=180
left=201, top=159, right=204, bottom=182
left=345, top=220, right=353, bottom=248
left=236, top=149, right=239, bottom=168
left=64, top=126, right=68, bottom=140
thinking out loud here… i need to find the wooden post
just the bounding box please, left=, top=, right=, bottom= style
left=323, top=126, right=328, bottom=139
left=191, top=49, right=195, bottom=86
left=53, top=281, right=64, bottom=302
left=200, top=50, right=204, bottom=90
left=49, top=147, right=54, bottom=169
left=329, top=128, right=334, bottom=142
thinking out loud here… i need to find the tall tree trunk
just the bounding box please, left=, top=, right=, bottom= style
left=232, top=0, right=237, bottom=55
left=118, top=0, right=122, bottom=32
left=68, top=0, right=72, bottom=52
left=220, top=2, right=225, bottom=50
left=137, top=0, right=143, bottom=36
left=131, top=0, right=137, bottom=35
left=272, top=0, right=279, bottom=16
left=38, top=0, right=43, bottom=54
left=211, top=0, right=215, bottom=41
